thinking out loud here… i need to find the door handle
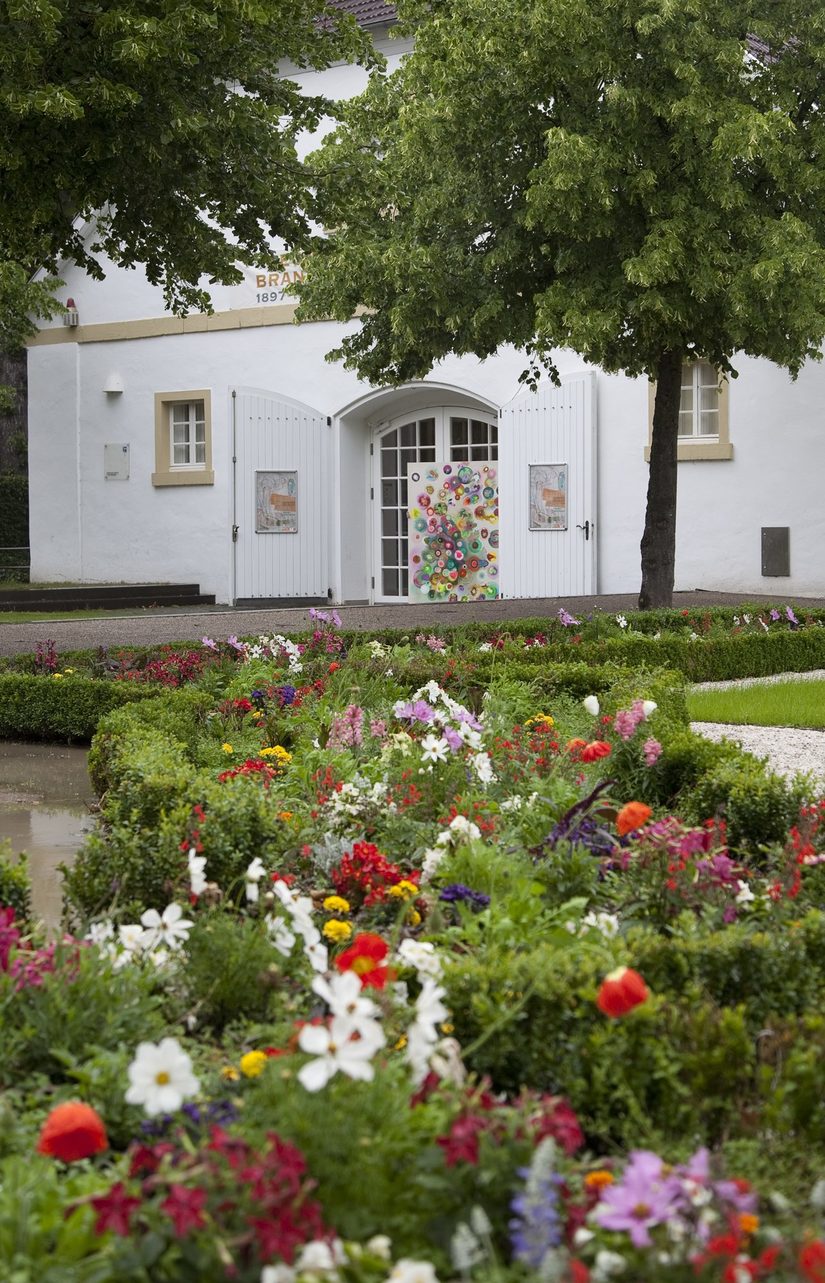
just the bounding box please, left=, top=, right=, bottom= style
left=576, top=520, right=591, bottom=541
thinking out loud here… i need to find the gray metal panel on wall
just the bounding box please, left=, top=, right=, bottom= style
left=233, top=388, right=330, bottom=600
left=498, top=373, right=597, bottom=598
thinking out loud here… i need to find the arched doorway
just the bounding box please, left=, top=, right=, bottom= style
left=371, top=404, right=499, bottom=601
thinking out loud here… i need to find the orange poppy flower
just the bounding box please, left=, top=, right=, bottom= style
left=616, top=801, right=652, bottom=836
left=37, top=1101, right=108, bottom=1162
left=580, top=740, right=612, bottom=763
left=596, top=966, right=649, bottom=1018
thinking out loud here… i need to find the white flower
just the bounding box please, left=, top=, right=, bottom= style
left=593, top=1250, right=627, bottom=1281
left=581, top=911, right=620, bottom=938
left=312, top=971, right=382, bottom=1034
left=295, top=1240, right=345, bottom=1277
left=118, top=923, right=145, bottom=953
left=470, top=751, right=495, bottom=784
left=245, top=856, right=267, bottom=902
left=478, top=642, right=493, bottom=652
left=140, top=902, right=194, bottom=951
left=642, top=700, right=658, bottom=717
left=421, top=734, right=449, bottom=764
left=615, top=614, right=628, bottom=630
left=583, top=695, right=600, bottom=716
left=735, top=880, right=756, bottom=905
left=297, top=1015, right=385, bottom=1091
left=420, top=848, right=446, bottom=883
left=304, top=939, right=329, bottom=973
left=397, top=939, right=443, bottom=978
left=406, top=979, right=450, bottom=1083
left=451, top=1224, right=483, bottom=1273
left=387, top=1261, right=440, bottom=1283
left=448, top=814, right=481, bottom=843
left=188, top=849, right=207, bottom=897
left=267, top=915, right=297, bottom=957
left=262, top=1267, right=296, bottom=1283
left=85, top=920, right=114, bottom=946
left=125, top=1037, right=200, bottom=1116
left=366, top=1236, right=392, bottom=1261
left=429, top=1037, right=466, bottom=1086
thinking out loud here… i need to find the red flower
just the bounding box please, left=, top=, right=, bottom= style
left=531, top=1095, right=584, bottom=1155
left=335, top=933, right=393, bottom=988
left=161, top=1185, right=208, bottom=1236
left=596, top=966, right=649, bottom=1017
left=580, top=740, right=612, bottom=764
left=436, top=1114, right=486, bottom=1166
left=570, top=1263, right=590, bottom=1283
left=800, top=1241, right=825, bottom=1283
left=90, top=1182, right=141, bottom=1236
left=36, top=1101, right=108, bottom=1162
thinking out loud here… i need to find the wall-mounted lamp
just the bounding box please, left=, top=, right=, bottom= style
left=103, top=374, right=124, bottom=395
left=63, top=297, right=79, bottom=327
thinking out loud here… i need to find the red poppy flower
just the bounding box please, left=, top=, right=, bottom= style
left=580, top=740, right=612, bottom=763
left=800, top=1240, right=825, bottom=1283
left=335, top=932, right=393, bottom=988
left=596, top=966, right=649, bottom=1017
left=616, top=801, right=652, bottom=836
left=37, top=1101, right=108, bottom=1162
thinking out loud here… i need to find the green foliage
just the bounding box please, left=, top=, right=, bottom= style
left=0, top=1155, right=112, bottom=1283
left=0, top=472, right=27, bottom=546
left=182, top=913, right=292, bottom=1032
left=0, top=673, right=160, bottom=743
left=0, top=0, right=372, bottom=313
left=0, top=841, right=30, bottom=922
left=0, top=942, right=164, bottom=1086
left=683, top=757, right=800, bottom=855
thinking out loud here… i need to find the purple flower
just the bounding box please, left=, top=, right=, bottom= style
left=769, top=608, right=780, bottom=622
left=277, top=685, right=297, bottom=706
left=201, top=636, right=218, bottom=651
left=439, top=884, right=491, bottom=909
left=226, top=635, right=246, bottom=653
left=510, top=1168, right=563, bottom=1266
left=442, top=727, right=464, bottom=753
left=786, top=605, right=799, bottom=627
left=595, top=1150, right=685, bottom=1247
left=558, top=607, right=581, bottom=628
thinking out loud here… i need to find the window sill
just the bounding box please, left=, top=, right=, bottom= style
left=644, top=441, right=733, bottom=462
left=152, top=469, right=215, bottom=487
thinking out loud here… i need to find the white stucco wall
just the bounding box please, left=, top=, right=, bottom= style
left=26, top=28, right=825, bottom=602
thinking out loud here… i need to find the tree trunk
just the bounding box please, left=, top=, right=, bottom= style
left=638, top=348, right=683, bottom=610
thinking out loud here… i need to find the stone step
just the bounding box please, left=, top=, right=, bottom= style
left=0, top=584, right=216, bottom=611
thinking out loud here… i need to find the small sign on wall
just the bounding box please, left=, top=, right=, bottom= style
left=104, top=443, right=130, bottom=480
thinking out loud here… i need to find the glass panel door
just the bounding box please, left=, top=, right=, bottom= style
left=372, top=408, right=497, bottom=602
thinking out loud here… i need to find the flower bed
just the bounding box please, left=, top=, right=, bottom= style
left=3, top=610, right=825, bottom=1281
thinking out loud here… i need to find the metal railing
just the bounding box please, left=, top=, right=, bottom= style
left=0, top=546, right=30, bottom=582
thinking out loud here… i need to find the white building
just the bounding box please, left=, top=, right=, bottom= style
left=26, top=4, right=825, bottom=605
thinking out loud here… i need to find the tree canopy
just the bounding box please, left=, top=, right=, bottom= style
left=297, top=0, right=825, bottom=605
left=0, top=0, right=372, bottom=312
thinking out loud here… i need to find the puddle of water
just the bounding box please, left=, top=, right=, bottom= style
left=0, top=742, right=96, bottom=929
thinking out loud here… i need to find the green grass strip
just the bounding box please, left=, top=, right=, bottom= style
left=688, top=679, right=825, bottom=728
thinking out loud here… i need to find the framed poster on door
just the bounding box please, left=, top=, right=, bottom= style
left=528, top=463, right=568, bottom=530
left=255, top=470, right=298, bottom=533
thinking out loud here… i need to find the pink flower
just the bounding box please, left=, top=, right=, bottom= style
left=643, top=737, right=662, bottom=765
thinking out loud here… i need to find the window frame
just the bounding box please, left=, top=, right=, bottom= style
left=152, top=389, right=214, bottom=486
left=646, top=365, right=732, bottom=461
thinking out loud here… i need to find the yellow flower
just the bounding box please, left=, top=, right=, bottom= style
left=441, top=1022, right=454, bottom=1034
left=277, top=811, right=294, bottom=822
left=64, top=667, right=75, bottom=674
left=393, top=1034, right=408, bottom=1051
left=240, top=1050, right=268, bottom=1078
left=323, top=919, right=353, bottom=944
left=407, top=909, right=422, bottom=927
left=222, top=743, right=234, bottom=754
left=323, top=895, right=351, bottom=914
left=526, top=714, right=554, bottom=727
left=739, top=1213, right=759, bottom=1235
left=221, top=1065, right=240, bottom=1082
left=51, top=673, right=63, bottom=680
left=260, top=745, right=292, bottom=762
left=584, top=1170, right=614, bottom=1190
left=388, top=879, right=419, bottom=901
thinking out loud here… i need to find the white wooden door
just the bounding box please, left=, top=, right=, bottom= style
left=233, top=388, right=330, bottom=603
left=498, top=373, right=597, bottom=597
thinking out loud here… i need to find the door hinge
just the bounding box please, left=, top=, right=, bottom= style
left=232, top=524, right=239, bottom=542
left=326, top=415, right=332, bottom=427
left=370, top=442, right=374, bottom=456
left=370, top=486, right=374, bottom=500
left=327, top=587, right=333, bottom=600
left=371, top=576, right=375, bottom=590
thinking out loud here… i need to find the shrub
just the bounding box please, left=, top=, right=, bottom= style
left=0, top=841, right=30, bottom=922
left=683, top=757, right=800, bottom=855
left=0, top=673, right=160, bottom=743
